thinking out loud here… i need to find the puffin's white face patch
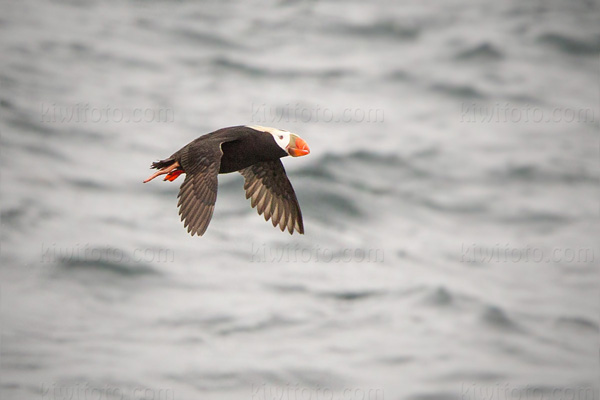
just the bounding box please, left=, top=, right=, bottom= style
left=246, top=125, right=291, bottom=152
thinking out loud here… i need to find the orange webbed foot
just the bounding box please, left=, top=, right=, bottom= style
left=143, top=161, right=181, bottom=183
left=164, top=169, right=184, bottom=182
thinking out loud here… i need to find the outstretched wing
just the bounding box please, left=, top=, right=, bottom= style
left=176, top=143, right=223, bottom=236
left=240, top=160, right=304, bottom=234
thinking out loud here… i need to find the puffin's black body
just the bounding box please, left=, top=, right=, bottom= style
left=146, top=126, right=309, bottom=236
left=218, top=127, right=288, bottom=173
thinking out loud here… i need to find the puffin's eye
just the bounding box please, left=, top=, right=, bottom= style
left=278, top=135, right=284, bottom=139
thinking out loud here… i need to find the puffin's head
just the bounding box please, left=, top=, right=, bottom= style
left=272, top=129, right=310, bottom=157
left=248, top=125, right=310, bottom=157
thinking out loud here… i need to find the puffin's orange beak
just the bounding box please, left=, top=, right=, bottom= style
left=288, top=136, right=310, bottom=157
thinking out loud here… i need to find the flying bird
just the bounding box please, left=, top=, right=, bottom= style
left=143, top=125, right=310, bottom=236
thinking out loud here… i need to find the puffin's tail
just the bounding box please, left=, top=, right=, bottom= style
left=151, top=158, right=176, bottom=170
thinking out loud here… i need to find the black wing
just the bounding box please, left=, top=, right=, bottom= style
left=240, top=160, right=304, bottom=234
left=176, top=143, right=223, bottom=236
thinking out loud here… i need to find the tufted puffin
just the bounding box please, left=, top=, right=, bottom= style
left=143, top=125, right=310, bottom=236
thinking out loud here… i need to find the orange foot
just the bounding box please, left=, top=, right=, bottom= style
left=164, top=169, right=184, bottom=181
left=143, top=161, right=181, bottom=183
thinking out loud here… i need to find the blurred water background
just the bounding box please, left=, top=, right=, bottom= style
left=1, top=0, right=599, bottom=399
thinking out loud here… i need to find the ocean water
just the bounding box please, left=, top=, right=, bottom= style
left=1, top=0, right=599, bottom=399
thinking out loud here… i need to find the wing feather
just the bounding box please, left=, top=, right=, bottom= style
left=239, top=160, right=304, bottom=234
left=175, top=144, right=223, bottom=236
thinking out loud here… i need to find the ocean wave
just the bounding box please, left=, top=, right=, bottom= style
left=538, top=32, right=600, bottom=56
left=285, top=368, right=346, bottom=390
left=291, top=150, right=435, bottom=222
left=438, top=370, right=507, bottom=383
left=172, top=27, right=240, bottom=49
left=496, top=212, right=570, bottom=225
left=378, top=355, right=414, bottom=365
left=267, top=283, right=389, bottom=304
left=408, top=392, right=462, bottom=400
left=422, top=286, right=454, bottom=306
left=296, top=151, right=411, bottom=177
left=56, top=250, right=162, bottom=277
left=454, top=42, right=504, bottom=61
left=5, top=113, right=56, bottom=138
left=210, top=56, right=354, bottom=79
left=386, top=69, right=411, bottom=81
left=419, top=285, right=488, bottom=309
left=66, top=178, right=110, bottom=191
left=0, top=97, right=14, bottom=110
left=480, top=305, right=520, bottom=331
left=166, top=369, right=290, bottom=391
left=0, top=201, right=56, bottom=233
left=217, top=314, right=301, bottom=336
left=429, top=82, right=487, bottom=99
left=419, top=196, right=489, bottom=214
left=0, top=207, right=25, bottom=227
left=158, top=314, right=235, bottom=329
left=295, top=150, right=432, bottom=199
left=265, top=283, right=310, bottom=294
left=555, top=316, right=599, bottom=334
left=490, top=164, right=597, bottom=184
left=329, top=19, right=420, bottom=40
left=303, top=188, right=363, bottom=217
left=316, top=289, right=383, bottom=301
left=11, top=140, right=72, bottom=162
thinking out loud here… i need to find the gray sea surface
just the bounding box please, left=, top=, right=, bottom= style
left=1, top=0, right=599, bottom=399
